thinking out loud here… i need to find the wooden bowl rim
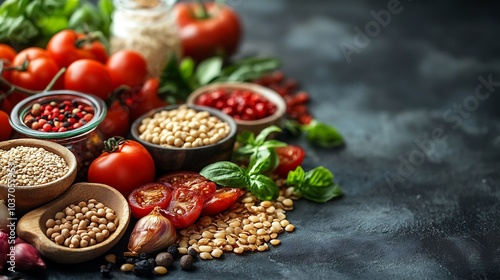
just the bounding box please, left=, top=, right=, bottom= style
left=0, top=138, right=77, bottom=190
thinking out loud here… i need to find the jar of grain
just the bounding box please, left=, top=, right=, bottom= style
left=9, top=91, right=107, bottom=182
left=110, top=0, right=182, bottom=77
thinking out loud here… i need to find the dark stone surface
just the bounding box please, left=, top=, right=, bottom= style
left=12, top=0, right=500, bottom=279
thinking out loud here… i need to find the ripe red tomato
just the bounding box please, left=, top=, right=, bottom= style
left=46, top=29, right=107, bottom=68
left=201, top=188, right=245, bottom=217
left=173, top=2, right=241, bottom=62
left=0, top=97, right=13, bottom=114
left=0, top=44, right=17, bottom=81
left=98, top=100, right=130, bottom=139
left=275, top=145, right=306, bottom=178
left=0, top=110, right=12, bottom=141
left=157, top=171, right=215, bottom=201
left=128, top=183, right=172, bottom=219
left=12, top=47, right=50, bottom=65
left=162, top=188, right=203, bottom=229
left=105, top=50, right=148, bottom=90
left=126, top=77, right=167, bottom=122
left=64, top=59, right=113, bottom=100
left=10, top=57, right=61, bottom=91
left=88, top=138, right=155, bottom=197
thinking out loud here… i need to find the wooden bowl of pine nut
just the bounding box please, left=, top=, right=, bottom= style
left=17, top=182, right=131, bottom=264
left=130, top=104, right=238, bottom=174
left=0, top=138, right=77, bottom=214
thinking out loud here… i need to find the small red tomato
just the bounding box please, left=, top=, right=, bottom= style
left=88, top=137, right=155, bottom=197
left=46, top=29, right=108, bottom=68
left=98, top=100, right=130, bottom=139
left=173, top=2, right=241, bottom=62
left=106, top=50, right=148, bottom=90
left=275, top=145, right=306, bottom=178
left=128, top=183, right=172, bottom=219
left=162, top=188, right=203, bottom=229
left=0, top=44, right=17, bottom=82
left=126, top=78, right=167, bottom=122
left=0, top=110, right=12, bottom=141
left=201, top=188, right=245, bottom=217
left=157, top=171, right=215, bottom=201
left=64, top=59, right=113, bottom=101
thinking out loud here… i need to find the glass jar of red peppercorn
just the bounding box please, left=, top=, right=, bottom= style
left=10, top=91, right=107, bottom=182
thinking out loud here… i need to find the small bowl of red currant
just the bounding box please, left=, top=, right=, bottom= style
left=187, top=82, right=286, bottom=135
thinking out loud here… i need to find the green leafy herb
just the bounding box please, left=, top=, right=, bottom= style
left=284, top=119, right=344, bottom=148
left=199, top=161, right=249, bottom=189
left=286, top=166, right=343, bottom=203
left=200, top=161, right=279, bottom=201
left=232, top=126, right=286, bottom=173
left=0, top=0, right=113, bottom=50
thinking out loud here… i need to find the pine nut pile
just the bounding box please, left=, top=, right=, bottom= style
left=137, top=105, right=231, bottom=148
left=176, top=182, right=298, bottom=260
left=0, top=146, right=69, bottom=186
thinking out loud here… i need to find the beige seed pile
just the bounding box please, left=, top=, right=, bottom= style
left=176, top=184, right=298, bottom=260
left=0, top=146, right=69, bottom=186
left=45, top=199, right=118, bottom=248
left=138, top=105, right=231, bottom=148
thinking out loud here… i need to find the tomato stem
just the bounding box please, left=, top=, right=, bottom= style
left=193, top=0, right=210, bottom=19
left=103, top=136, right=127, bottom=153
left=43, top=67, right=66, bottom=92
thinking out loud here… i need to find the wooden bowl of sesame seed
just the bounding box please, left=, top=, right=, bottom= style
left=0, top=138, right=77, bottom=214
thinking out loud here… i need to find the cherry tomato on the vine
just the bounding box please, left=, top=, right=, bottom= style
left=0, top=110, right=12, bottom=141
left=0, top=44, right=17, bottom=82
left=162, top=188, right=203, bottom=229
left=46, top=29, right=107, bottom=68
left=201, top=188, right=245, bottom=217
left=64, top=59, right=113, bottom=100
left=10, top=56, right=61, bottom=91
left=275, top=145, right=306, bottom=178
left=128, top=183, right=172, bottom=219
left=106, top=50, right=149, bottom=90
left=88, top=137, right=155, bottom=197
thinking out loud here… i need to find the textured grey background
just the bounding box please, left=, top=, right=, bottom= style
left=13, top=0, right=500, bottom=279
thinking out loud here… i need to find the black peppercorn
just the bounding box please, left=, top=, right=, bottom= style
left=180, top=255, right=194, bottom=271
left=167, top=245, right=179, bottom=258
left=100, top=264, right=112, bottom=278
left=187, top=247, right=198, bottom=259
left=133, top=259, right=154, bottom=277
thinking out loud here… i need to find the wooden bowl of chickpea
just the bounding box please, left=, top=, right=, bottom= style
left=0, top=138, right=78, bottom=214
left=17, top=182, right=131, bottom=264
left=130, top=104, right=238, bottom=174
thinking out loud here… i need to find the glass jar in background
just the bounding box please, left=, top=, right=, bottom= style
left=9, top=91, right=107, bottom=182
left=110, top=0, right=182, bottom=78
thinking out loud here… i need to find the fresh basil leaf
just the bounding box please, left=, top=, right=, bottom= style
left=255, top=125, right=282, bottom=145
left=303, top=120, right=344, bottom=148
left=247, top=148, right=271, bottom=175
left=305, top=166, right=334, bottom=188
left=286, top=166, right=306, bottom=187
left=261, top=139, right=287, bottom=149
left=200, top=161, right=249, bottom=189
left=38, top=16, right=69, bottom=36
left=302, top=183, right=343, bottom=203
left=248, top=174, right=279, bottom=201
left=236, top=130, right=255, bottom=145
left=196, top=56, right=223, bottom=85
